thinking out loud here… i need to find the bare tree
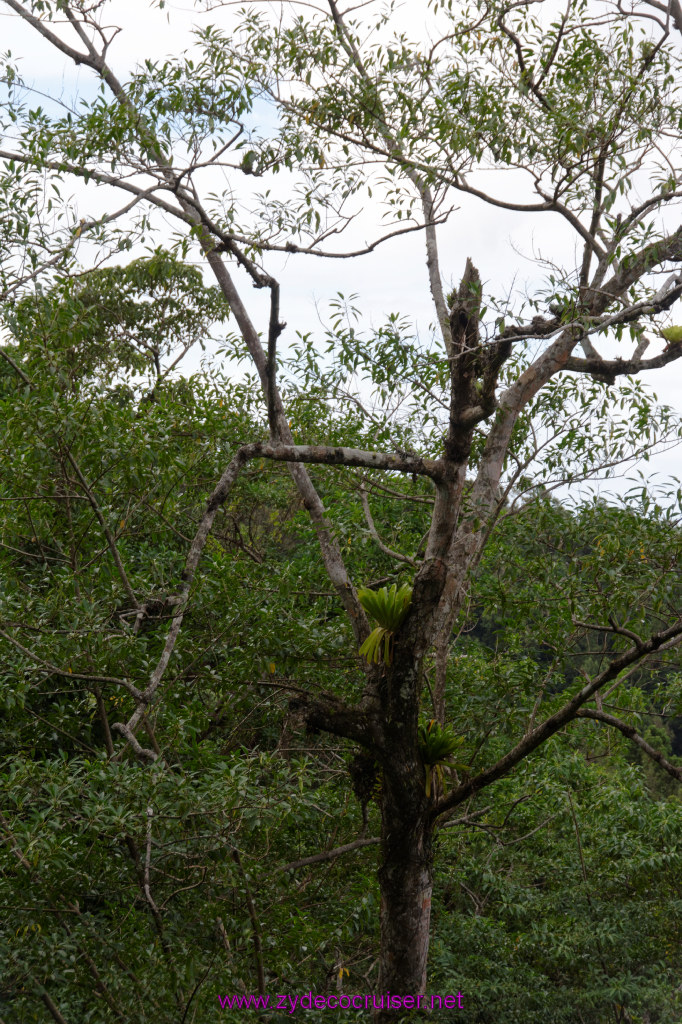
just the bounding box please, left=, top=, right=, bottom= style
left=2, top=0, right=682, bottom=1015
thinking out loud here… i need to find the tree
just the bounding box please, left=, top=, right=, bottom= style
left=2, top=0, right=682, bottom=1017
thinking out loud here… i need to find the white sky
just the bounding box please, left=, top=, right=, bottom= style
left=1, top=0, right=681, bottom=494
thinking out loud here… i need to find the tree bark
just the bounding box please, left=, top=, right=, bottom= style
left=374, top=642, right=436, bottom=1020
left=376, top=760, right=433, bottom=1020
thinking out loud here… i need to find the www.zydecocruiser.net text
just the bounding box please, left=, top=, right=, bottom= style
left=218, top=991, right=464, bottom=1012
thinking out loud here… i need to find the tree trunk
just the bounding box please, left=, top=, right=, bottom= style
left=375, top=744, right=434, bottom=1021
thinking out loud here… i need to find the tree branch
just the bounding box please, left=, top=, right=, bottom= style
left=289, top=692, right=379, bottom=747
left=0, top=626, right=144, bottom=701
left=0, top=9, right=373, bottom=652
left=432, top=615, right=682, bottom=819
left=359, top=486, right=419, bottom=567
left=576, top=708, right=682, bottom=783
left=266, top=280, right=284, bottom=438
left=64, top=450, right=141, bottom=610
left=231, top=848, right=266, bottom=995
left=0, top=808, right=33, bottom=873
left=112, top=439, right=437, bottom=756
left=278, top=836, right=380, bottom=872
left=39, top=991, right=70, bottom=1024
left=1, top=0, right=95, bottom=68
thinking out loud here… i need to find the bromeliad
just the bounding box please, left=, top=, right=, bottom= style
left=418, top=720, right=467, bottom=798
left=357, top=583, right=412, bottom=666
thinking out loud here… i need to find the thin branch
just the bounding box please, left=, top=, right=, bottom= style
left=231, top=848, right=266, bottom=995
left=566, top=792, right=611, bottom=983
left=24, top=705, right=99, bottom=756
left=63, top=450, right=141, bottom=610
left=143, top=806, right=160, bottom=920
left=0, top=346, right=31, bottom=385
left=266, top=279, right=284, bottom=438
left=0, top=626, right=144, bottom=701
left=359, top=486, right=418, bottom=567
left=0, top=338, right=142, bottom=610
left=422, top=188, right=453, bottom=359
left=439, top=804, right=493, bottom=829
left=112, top=722, right=157, bottom=762
left=573, top=616, right=645, bottom=649
left=0, top=809, right=33, bottom=873
left=1, top=0, right=94, bottom=67
left=93, top=685, right=116, bottom=758
left=278, top=836, right=380, bottom=871
left=0, top=10, right=366, bottom=652
left=576, top=708, right=682, bottom=783
left=78, top=949, right=127, bottom=1022
left=497, top=815, right=558, bottom=847
left=565, top=341, right=682, bottom=379
left=141, top=805, right=182, bottom=1007
left=39, top=991, right=70, bottom=1024
left=352, top=472, right=434, bottom=504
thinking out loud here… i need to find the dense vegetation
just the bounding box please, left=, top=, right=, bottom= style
left=1, top=1, right=682, bottom=1021
left=2, top=257, right=682, bottom=1023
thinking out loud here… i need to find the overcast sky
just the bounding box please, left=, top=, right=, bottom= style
left=1, top=0, right=681, bottom=496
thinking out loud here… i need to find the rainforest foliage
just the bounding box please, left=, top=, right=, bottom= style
left=1, top=1, right=682, bottom=1022
left=1, top=261, right=682, bottom=1023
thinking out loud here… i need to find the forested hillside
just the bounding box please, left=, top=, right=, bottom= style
left=2, top=256, right=682, bottom=1022
left=1, top=2, right=682, bottom=1022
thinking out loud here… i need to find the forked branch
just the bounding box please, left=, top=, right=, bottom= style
left=433, top=616, right=682, bottom=820
left=112, top=439, right=440, bottom=757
